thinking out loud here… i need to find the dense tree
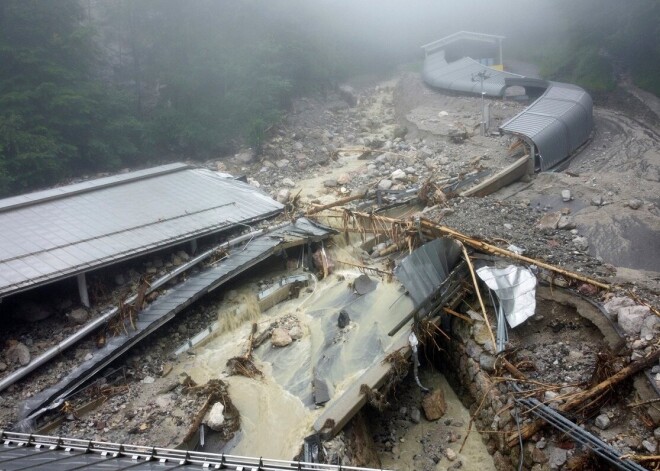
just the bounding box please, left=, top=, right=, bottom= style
left=0, top=0, right=657, bottom=196
left=0, top=0, right=141, bottom=195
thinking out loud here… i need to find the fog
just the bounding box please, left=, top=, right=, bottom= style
left=1, top=0, right=656, bottom=195
left=258, top=0, right=566, bottom=64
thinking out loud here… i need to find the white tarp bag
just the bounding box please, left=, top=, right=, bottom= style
left=476, top=265, right=536, bottom=328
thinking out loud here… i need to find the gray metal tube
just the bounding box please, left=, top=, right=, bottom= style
left=0, top=223, right=288, bottom=393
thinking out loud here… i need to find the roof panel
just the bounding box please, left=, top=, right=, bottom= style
left=423, top=56, right=522, bottom=97
left=500, top=83, right=593, bottom=170
left=0, top=165, right=283, bottom=297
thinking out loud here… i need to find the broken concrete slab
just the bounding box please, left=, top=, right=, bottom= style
left=313, top=377, right=333, bottom=405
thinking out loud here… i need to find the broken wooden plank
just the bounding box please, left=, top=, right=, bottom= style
left=460, top=155, right=530, bottom=197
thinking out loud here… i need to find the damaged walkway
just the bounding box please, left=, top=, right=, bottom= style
left=18, top=219, right=333, bottom=425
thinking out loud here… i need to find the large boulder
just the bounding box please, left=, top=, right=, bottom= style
left=618, top=305, right=651, bottom=336
left=271, top=328, right=292, bottom=347
left=421, top=388, right=447, bottom=421
left=206, top=402, right=225, bottom=431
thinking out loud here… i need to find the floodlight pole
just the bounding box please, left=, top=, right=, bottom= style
left=472, top=71, right=490, bottom=136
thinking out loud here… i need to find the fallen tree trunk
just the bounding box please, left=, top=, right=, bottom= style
left=507, top=348, right=660, bottom=447
left=317, top=208, right=610, bottom=290
left=306, top=190, right=369, bottom=215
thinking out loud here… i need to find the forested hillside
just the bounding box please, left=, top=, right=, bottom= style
left=0, top=0, right=657, bottom=197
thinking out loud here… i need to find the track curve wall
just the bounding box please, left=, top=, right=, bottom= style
left=422, top=49, right=593, bottom=171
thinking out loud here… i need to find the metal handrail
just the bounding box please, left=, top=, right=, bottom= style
left=0, top=431, right=390, bottom=471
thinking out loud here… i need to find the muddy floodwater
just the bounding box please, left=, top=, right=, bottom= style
left=378, top=370, right=496, bottom=471
left=172, top=246, right=494, bottom=464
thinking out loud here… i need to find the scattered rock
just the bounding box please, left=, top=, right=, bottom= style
left=281, top=177, right=296, bottom=188
left=537, top=212, right=562, bottom=231
left=561, top=189, right=572, bottom=202
left=572, top=236, right=589, bottom=252
left=591, top=195, right=604, bottom=206
left=617, top=305, right=651, bottom=336
left=6, top=341, right=31, bottom=366
left=410, top=408, right=421, bottom=424
left=391, top=169, right=406, bottom=181
left=323, top=179, right=338, bottom=188
left=206, top=402, right=225, bottom=430
left=142, top=376, right=155, bottom=384
left=337, top=173, right=351, bottom=185
left=276, top=188, right=291, bottom=203
left=275, top=159, right=290, bottom=169
left=595, top=414, right=611, bottom=430
left=627, top=198, right=643, bottom=210
left=479, top=353, right=496, bottom=372
left=289, top=325, right=303, bottom=340
left=0, top=361, right=7, bottom=372
left=421, top=388, right=447, bottom=421
left=68, top=308, right=89, bottom=325
left=532, top=447, right=548, bottom=464
left=557, top=216, right=576, bottom=230
left=338, top=309, right=351, bottom=328
left=642, top=439, right=657, bottom=453
left=271, top=328, right=293, bottom=347
left=641, top=316, right=660, bottom=342
left=445, top=448, right=457, bottom=461
left=547, top=447, right=567, bottom=469
left=377, top=179, right=393, bottom=191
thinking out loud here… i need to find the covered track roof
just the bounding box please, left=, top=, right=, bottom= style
left=422, top=55, right=522, bottom=97
left=500, top=78, right=593, bottom=170
left=0, top=163, right=283, bottom=299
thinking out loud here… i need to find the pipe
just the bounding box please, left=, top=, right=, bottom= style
left=0, top=222, right=290, bottom=393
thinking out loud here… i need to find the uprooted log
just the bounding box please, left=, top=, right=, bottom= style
left=507, top=348, right=660, bottom=447
left=181, top=379, right=239, bottom=444
left=226, top=323, right=263, bottom=378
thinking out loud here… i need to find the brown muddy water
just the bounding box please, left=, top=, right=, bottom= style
left=171, top=242, right=494, bottom=465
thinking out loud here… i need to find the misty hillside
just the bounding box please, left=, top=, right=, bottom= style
left=0, top=0, right=658, bottom=197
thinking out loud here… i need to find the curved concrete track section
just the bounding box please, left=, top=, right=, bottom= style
left=422, top=47, right=593, bottom=171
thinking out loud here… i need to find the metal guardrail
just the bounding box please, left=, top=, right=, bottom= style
left=0, top=431, right=391, bottom=471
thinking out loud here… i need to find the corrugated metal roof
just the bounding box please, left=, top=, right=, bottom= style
left=422, top=56, right=522, bottom=97
left=394, top=238, right=462, bottom=306
left=500, top=81, right=593, bottom=170
left=0, top=432, right=387, bottom=471
left=0, top=164, right=283, bottom=298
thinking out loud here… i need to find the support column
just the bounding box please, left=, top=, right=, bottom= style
left=77, top=272, right=90, bottom=308
left=190, top=238, right=198, bottom=255
left=498, top=39, right=503, bottom=67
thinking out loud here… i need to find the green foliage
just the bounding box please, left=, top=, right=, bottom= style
left=0, top=0, right=142, bottom=196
